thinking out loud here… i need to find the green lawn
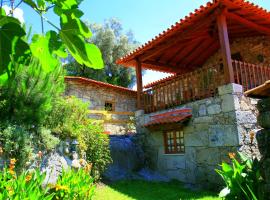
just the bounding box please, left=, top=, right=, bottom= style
left=93, top=180, right=221, bottom=200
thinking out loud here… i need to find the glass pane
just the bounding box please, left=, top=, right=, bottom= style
left=180, top=131, right=184, bottom=137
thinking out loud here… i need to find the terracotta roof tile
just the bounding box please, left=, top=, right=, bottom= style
left=65, top=76, right=136, bottom=95
left=144, top=74, right=176, bottom=88
left=116, top=0, right=270, bottom=71
left=145, top=108, right=192, bottom=127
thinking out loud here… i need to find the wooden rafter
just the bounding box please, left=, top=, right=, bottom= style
left=193, top=41, right=219, bottom=66
left=166, top=45, right=188, bottom=64
left=138, top=16, right=216, bottom=62
left=139, top=33, right=210, bottom=62
left=181, top=37, right=213, bottom=66
left=226, top=12, right=270, bottom=36
left=173, top=38, right=204, bottom=66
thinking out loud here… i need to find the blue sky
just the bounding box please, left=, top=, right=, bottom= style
left=8, top=0, right=270, bottom=88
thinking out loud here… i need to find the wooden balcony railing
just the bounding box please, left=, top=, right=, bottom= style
left=232, top=60, right=270, bottom=91
left=142, top=60, right=270, bottom=113
left=142, top=64, right=225, bottom=113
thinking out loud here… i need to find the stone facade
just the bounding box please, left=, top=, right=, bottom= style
left=136, top=84, right=259, bottom=188
left=65, top=79, right=137, bottom=135
left=203, top=36, right=270, bottom=67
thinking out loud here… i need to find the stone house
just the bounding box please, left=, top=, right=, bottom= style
left=65, top=76, right=137, bottom=135
left=116, top=0, right=270, bottom=187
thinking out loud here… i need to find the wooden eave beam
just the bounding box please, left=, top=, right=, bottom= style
left=225, top=12, right=270, bottom=36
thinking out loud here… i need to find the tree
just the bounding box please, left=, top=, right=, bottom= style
left=65, top=18, right=139, bottom=88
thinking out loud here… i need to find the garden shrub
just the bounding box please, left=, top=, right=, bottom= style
left=0, top=124, right=33, bottom=171
left=39, top=127, right=60, bottom=151
left=216, top=152, right=262, bottom=200
left=44, top=96, right=89, bottom=139
left=0, top=59, right=65, bottom=125
left=78, top=122, right=112, bottom=180
left=45, top=96, right=112, bottom=180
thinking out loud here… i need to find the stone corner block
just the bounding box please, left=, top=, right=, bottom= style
left=221, top=94, right=240, bottom=112
left=218, top=83, right=243, bottom=96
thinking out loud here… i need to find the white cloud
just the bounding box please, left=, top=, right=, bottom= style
left=2, top=5, right=24, bottom=23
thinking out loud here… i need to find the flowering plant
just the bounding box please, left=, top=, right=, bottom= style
left=216, top=152, right=262, bottom=200
left=0, top=159, right=54, bottom=200
left=50, top=168, right=95, bottom=200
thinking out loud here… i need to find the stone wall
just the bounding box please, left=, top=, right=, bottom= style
left=203, top=36, right=270, bottom=67
left=65, top=81, right=137, bottom=135
left=136, top=84, right=259, bottom=188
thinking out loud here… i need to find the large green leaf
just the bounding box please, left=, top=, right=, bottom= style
left=0, top=15, right=21, bottom=26
left=59, top=11, right=103, bottom=69
left=30, top=31, right=67, bottom=72
left=52, top=0, right=78, bottom=10
left=60, top=30, right=103, bottom=69
left=0, top=22, right=31, bottom=75
left=60, top=10, right=91, bottom=38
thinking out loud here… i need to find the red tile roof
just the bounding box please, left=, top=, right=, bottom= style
left=116, top=0, right=270, bottom=73
left=65, top=76, right=137, bottom=96
left=145, top=108, right=192, bottom=127
left=144, top=74, right=176, bottom=88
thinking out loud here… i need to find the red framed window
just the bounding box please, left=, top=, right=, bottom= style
left=163, top=130, right=185, bottom=154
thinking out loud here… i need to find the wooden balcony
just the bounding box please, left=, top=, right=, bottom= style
left=142, top=60, right=270, bottom=113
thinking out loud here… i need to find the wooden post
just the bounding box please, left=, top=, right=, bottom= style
left=217, top=12, right=234, bottom=84
left=136, top=59, right=143, bottom=110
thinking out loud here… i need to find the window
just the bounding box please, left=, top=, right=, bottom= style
left=105, top=101, right=115, bottom=111
left=163, top=130, right=185, bottom=154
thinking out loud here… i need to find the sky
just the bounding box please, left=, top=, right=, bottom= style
left=5, top=0, right=270, bottom=88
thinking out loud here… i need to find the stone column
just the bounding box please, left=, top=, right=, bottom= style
left=256, top=98, right=270, bottom=198
left=135, top=110, right=147, bottom=134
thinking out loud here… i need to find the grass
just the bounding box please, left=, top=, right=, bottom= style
left=93, top=180, right=221, bottom=200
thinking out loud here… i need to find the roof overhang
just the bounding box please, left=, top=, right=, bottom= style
left=65, top=76, right=137, bottom=96
left=144, top=108, right=192, bottom=127
left=116, top=0, right=270, bottom=74
left=245, top=80, right=270, bottom=98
